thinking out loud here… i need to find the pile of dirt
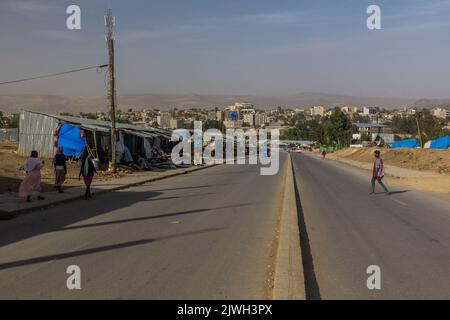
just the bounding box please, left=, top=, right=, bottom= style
left=0, top=141, right=127, bottom=194
left=333, top=147, right=450, bottom=175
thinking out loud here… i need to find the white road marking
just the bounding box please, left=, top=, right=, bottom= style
left=390, top=198, right=408, bottom=206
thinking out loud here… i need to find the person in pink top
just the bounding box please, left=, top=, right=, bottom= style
left=19, top=150, right=45, bottom=202
left=370, top=150, right=390, bottom=195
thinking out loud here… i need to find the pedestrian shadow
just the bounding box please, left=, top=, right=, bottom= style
left=0, top=228, right=225, bottom=271
left=373, top=190, right=410, bottom=195
left=59, top=203, right=253, bottom=232
left=389, top=190, right=409, bottom=195
left=143, top=192, right=217, bottom=202
left=0, top=190, right=163, bottom=246
left=0, top=185, right=251, bottom=247
left=149, top=183, right=240, bottom=192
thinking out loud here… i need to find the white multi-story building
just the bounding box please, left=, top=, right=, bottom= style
left=242, top=113, right=255, bottom=126
left=432, top=107, right=450, bottom=119
left=216, top=110, right=224, bottom=121
left=170, top=119, right=185, bottom=129
left=224, top=120, right=244, bottom=129
left=157, top=115, right=172, bottom=128
left=341, top=106, right=359, bottom=114
left=254, top=113, right=267, bottom=127
left=226, top=102, right=255, bottom=120
left=363, top=106, right=380, bottom=116
left=310, top=106, right=325, bottom=117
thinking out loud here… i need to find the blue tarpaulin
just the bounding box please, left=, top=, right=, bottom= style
left=430, top=136, right=450, bottom=149
left=391, top=139, right=420, bottom=149
left=57, top=124, right=86, bottom=157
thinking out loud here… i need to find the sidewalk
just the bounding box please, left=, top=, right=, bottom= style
left=0, top=165, right=213, bottom=219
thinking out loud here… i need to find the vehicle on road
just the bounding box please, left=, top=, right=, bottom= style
left=289, top=147, right=303, bottom=153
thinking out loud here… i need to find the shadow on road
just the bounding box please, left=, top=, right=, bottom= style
left=59, top=203, right=254, bottom=232
left=389, top=190, right=410, bottom=195
left=0, top=190, right=164, bottom=247
left=0, top=228, right=225, bottom=271
left=147, top=183, right=239, bottom=192
left=291, top=160, right=322, bottom=300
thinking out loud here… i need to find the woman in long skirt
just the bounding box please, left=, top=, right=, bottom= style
left=19, top=150, right=45, bottom=202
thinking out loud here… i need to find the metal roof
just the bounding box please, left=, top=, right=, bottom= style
left=352, top=123, right=388, bottom=128
left=23, top=110, right=170, bottom=137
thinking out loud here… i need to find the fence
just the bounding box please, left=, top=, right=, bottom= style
left=0, top=128, right=19, bottom=142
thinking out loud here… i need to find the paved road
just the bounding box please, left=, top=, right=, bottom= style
left=292, top=153, right=450, bottom=300
left=0, top=154, right=287, bottom=299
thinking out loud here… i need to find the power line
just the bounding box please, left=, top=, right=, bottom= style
left=0, top=64, right=108, bottom=85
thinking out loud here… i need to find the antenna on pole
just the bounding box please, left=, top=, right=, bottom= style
left=105, top=8, right=117, bottom=172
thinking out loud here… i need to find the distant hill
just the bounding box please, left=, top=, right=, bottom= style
left=413, top=99, right=450, bottom=109
left=0, top=92, right=427, bottom=114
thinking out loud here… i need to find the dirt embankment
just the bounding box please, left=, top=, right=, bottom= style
left=0, top=142, right=126, bottom=194
left=333, top=147, right=450, bottom=175
left=330, top=147, right=450, bottom=194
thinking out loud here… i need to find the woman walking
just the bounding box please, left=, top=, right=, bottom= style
left=53, top=146, right=67, bottom=193
left=370, top=150, right=390, bottom=195
left=79, top=152, right=97, bottom=200
left=19, top=150, right=45, bottom=202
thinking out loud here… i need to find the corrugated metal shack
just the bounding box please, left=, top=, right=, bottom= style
left=0, top=128, right=19, bottom=142
left=18, top=110, right=172, bottom=166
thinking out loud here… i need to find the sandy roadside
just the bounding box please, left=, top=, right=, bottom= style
left=314, top=150, right=449, bottom=195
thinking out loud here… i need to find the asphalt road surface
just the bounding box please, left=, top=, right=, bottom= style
left=0, top=154, right=287, bottom=299
left=292, top=152, right=450, bottom=300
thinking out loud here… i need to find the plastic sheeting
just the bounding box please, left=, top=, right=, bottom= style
left=430, top=136, right=450, bottom=149
left=391, top=139, right=420, bottom=149
left=57, top=124, right=86, bottom=157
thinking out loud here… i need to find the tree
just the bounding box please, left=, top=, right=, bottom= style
left=322, top=108, right=357, bottom=148
left=391, top=111, right=447, bottom=142
left=417, top=110, right=447, bottom=141
left=281, top=109, right=356, bottom=148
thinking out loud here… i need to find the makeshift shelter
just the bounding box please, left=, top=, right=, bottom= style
left=430, top=136, right=450, bottom=149
left=18, top=110, right=172, bottom=168
left=391, top=139, right=420, bottom=149
left=56, top=124, right=86, bottom=157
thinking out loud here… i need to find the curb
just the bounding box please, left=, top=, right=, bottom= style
left=0, top=164, right=215, bottom=220
left=273, top=154, right=306, bottom=300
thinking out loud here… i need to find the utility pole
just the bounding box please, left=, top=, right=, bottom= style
left=415, top=111, right=424, bottom=148
left=105, top=9, right=117, bottom=172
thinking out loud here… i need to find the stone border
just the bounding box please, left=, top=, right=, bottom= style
left=273, top=154, right=306, bottom=299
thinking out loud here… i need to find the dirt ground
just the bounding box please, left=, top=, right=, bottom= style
left=333, top=147, right=450, bottom=175
left=331, top=147, right=450, bottom=195
left=0, top=141, right=128, bottom=194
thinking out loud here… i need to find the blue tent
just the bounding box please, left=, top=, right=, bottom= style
left=57, top=124, right=86, bottom=157
left=430, top=136, right=450, bottom=149
left=391, top=139, right=420, bottom=149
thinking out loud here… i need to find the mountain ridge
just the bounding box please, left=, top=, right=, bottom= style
left=0, top=92, right=445, bottom=114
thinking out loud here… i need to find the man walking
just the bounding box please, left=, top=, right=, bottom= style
left=370, top=150, right=390, bottom=195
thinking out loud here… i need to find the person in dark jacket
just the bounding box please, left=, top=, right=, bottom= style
left=53, top=146, right=67, bottom=193
left=79, top=152, right=97, bottom=200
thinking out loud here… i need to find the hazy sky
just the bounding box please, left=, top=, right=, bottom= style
left=1, top=0, right=450, bottom=98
